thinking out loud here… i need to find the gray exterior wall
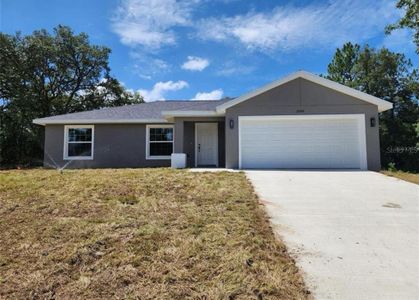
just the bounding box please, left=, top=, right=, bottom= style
left=43, top=119, right=225, bottom=169
left=44, top=124, right=171, bottom=168
left=225, top=78, right=381, bottom=171
left=173, top=117, right=225, bottom=168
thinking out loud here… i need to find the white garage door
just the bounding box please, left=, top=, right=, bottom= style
left=239, top=115, right=367, bottom=169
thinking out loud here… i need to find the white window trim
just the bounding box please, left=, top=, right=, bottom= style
left=63, top=125, right=94, bottom=160
left=146, top=124, right=174, bottom=160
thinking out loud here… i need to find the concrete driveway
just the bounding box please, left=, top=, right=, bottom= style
left=246, top=170, right=419, bottom=300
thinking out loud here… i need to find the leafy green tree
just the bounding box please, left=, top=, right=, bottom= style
left=385, top=0, right=419, bottom=53
left=326, top=42, right=419, bottom=171
left=0, top=26, right=143, bottom=166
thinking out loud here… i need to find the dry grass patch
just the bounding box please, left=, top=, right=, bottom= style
left=0, top=168, right=308, bottom=299
left=381, top=171, right=419, bottom=185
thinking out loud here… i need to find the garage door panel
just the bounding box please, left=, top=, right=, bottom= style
left=239, top=115, right=366, bottom=169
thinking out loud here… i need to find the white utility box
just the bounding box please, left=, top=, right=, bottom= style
left=171, top=153, right=187, bottom=169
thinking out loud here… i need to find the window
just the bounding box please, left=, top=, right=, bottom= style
left=146, top=125, right=174, bottom=159
left=64, top=125, right=94, bottom=160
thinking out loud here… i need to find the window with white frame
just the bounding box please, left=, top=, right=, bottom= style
left=146, top=125, right=174, bottom=159
left=64, top=125, right=94, bottom=160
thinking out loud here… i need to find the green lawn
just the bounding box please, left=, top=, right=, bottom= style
left=0, top=168, right=308, bottom=299
left=381, top=170, right=419, bottom=185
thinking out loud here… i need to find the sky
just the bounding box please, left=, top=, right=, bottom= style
left=0, top=0, right=417, bottom=101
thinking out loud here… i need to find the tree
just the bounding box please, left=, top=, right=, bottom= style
left=0, top=26, right=143, bottom=166
left=326, top=42, right=419, bottom=171
left=385, top=0, right=419, bottom=53
left=326, top=43, right=360, bottom=86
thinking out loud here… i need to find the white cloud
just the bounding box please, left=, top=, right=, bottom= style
left=111, top=0, right=400, bottom=62
left=216, top=61, right=255, bottom=76
left=130, top=54, right=171, bottom=79
left=197, top=0, right=398, bottom=51
left=192, top=89, right=223, bottom=100
left=181, top=56, right=210, bottom=71
left=139, top=74, right=152, bottom=80
left=111, top=0, right=195, bottom=49
left=138, top=80, right=188, bottom=101
left=382, top=28, right=415, bottom=53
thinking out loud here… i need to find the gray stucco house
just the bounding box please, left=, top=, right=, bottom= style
left=33, top=71, right=393, bottom=170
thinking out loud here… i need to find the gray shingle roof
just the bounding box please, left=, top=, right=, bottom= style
left=33, top=99, right=230, bottom=124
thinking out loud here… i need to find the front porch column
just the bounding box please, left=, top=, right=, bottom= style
left=174, top=118, right=184, bottom=153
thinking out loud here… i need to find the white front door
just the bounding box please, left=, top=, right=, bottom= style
left=195, top=123, right=218, bottom=167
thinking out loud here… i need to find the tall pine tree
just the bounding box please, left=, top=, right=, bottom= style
left=326, top=43, right=419, bottom=171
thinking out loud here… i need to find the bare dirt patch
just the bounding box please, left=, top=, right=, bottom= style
left=381, top=171, right=419, bottom=185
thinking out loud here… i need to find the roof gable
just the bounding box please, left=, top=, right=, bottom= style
left=216, top=71, right=393, bottom=113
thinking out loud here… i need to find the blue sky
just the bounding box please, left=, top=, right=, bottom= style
left=1, top=0, right=417, bottom=101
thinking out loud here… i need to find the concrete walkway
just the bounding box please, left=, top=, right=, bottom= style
left=189, top=168, right=238, bottom=172
left=246, top=170, right=419, bottom=300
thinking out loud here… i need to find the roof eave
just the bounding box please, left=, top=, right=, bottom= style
left=32, top=118, right=169, bottom=126
left=378, top=102, right=393, bottom=112
left=161, top=110, right=225, bottom=118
